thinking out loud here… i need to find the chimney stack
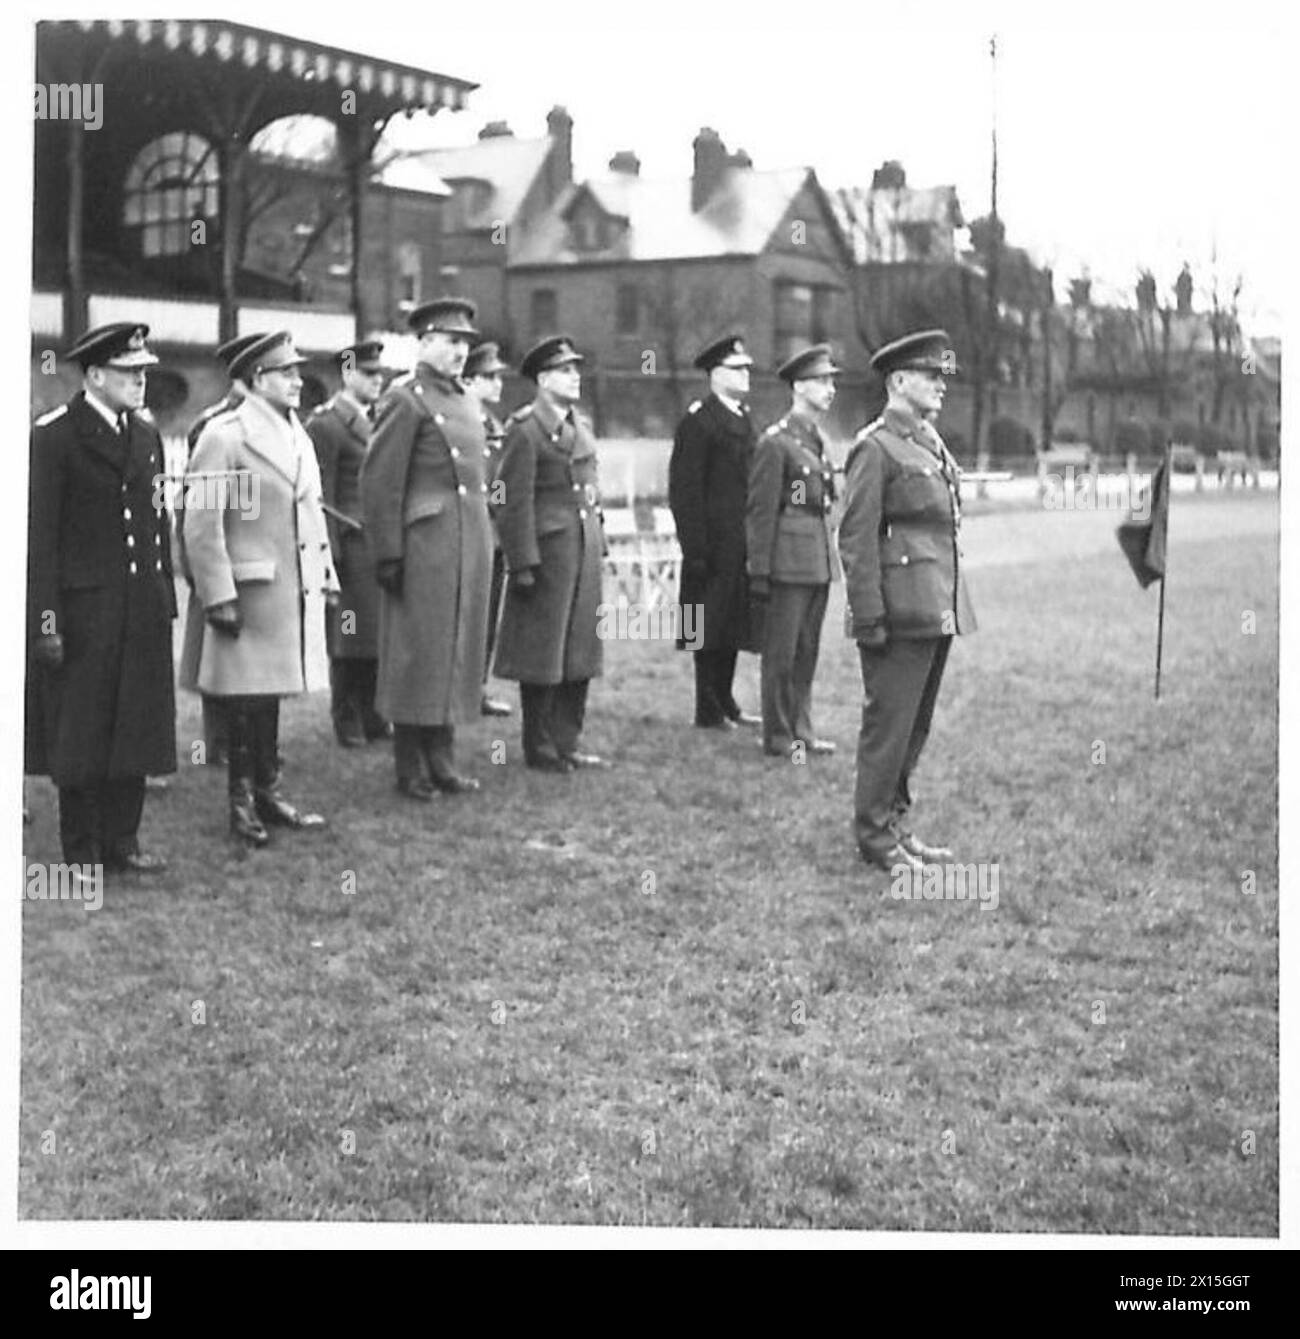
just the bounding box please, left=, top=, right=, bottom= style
left=729, top=148, right=753, bottom=169
left=692, top=127, right=728, bottom=212
left=478, top=120, right=514, bottom=140
left=608, top=150, right=641, bottom=176
left=546, top=105, right=574, bottom=193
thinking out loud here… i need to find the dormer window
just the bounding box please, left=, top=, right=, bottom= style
left=569, top=207, right=606, bottom=252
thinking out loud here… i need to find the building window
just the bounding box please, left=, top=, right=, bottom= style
left=811, top=285, right=839, bottom=343
left=616, top=283, right=639, bottom=335
left=123, top=132, right=219, bottom=259
left=773, top=280, right=812, bottom=363
left=398, top=242, right=422, bottom=310
left=531, top=288, right=558, bottom=336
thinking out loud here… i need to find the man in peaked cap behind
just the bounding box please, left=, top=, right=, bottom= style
left=176, top=331, right=262, bottom=768
left=461, top=339, right=513, bottom=720
left=838, top=329, right=976, bottom=875
left=746, top=342, right=842, bottom=761
left=492, top=335, right=608, bottom=772
left=307, top=339, right=388, bottom=747
left=25, top=322, right=177, bottom=873
left=361, top=298, right=494, bottom=800
left=668, top=333, right=762, bottom=731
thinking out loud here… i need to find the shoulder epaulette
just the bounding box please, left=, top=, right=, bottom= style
left=762, top=418, right=787, bottom=437
left=687, top=400, right=702, bottom=415
left=506, top=403, right=535, bottom=424
left=33, top=404, right=68, bottom=427
left=854, top=417, right=885, bottom=441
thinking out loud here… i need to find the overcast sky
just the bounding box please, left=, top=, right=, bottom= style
left=17, top=0, right=1291, bottom=334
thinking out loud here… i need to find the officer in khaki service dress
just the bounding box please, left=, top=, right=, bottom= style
left=306, top=339, right=388, bottom=747
left=25, top=322, right=176, bottom=873
left=492, top=335, right=607, bottom=772
left=837, top=329, right=976, bottom=873
left=746, top=343, right=841, bottom=759
left=361, top=298, right=494, bottom=801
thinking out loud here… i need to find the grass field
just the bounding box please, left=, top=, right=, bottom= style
left=20, top=492, right=1278, bottom=1233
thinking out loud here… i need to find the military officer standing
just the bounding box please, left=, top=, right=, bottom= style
left=837, top=329, right=976, bottom=873
left=461, top=339, right=513, bottom=719
left=747, top=344, right=841, bottom=759
left=25, top=322, right=176, bottom=872
left=307, top=339, right=388, bottom=747
left=185, top=331, right=339, bottom=846
left=668, top=333, right=762, bottom=730
left=360, top=298, right=494, bottom=800
left=177, top=332, right=260, bottom=766
left=492, top=336, right=607, bottom=772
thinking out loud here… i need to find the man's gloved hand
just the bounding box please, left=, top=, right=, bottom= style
left=749, top=575, right=771, bottom=601
left=375, top=558, right=404, bottom=596
left=857, top=623, right=888, bottom=650
left=206, top=600, right=243, bottom=638
left=33, top=632, right=64, bottom=669
left=509, top=568, right=538, bottom=595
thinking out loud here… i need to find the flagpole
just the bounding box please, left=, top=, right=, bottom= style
left=1153, top=440, right=1172, bottom=699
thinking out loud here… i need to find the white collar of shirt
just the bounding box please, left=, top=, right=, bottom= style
left=84, top=389, right=123, bottom=432
left=715, top=392, right=745, bottom=417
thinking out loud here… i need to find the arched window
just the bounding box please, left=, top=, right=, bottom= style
left=123, top=133, right=219, bottom=258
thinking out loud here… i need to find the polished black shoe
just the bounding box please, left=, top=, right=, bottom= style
left=796, top=737, right=837, bottom=755
left=255, top=789, right=327, bottom=830
left=526, top=753, right=573, bottom=774
left=362, top=714, right=393, bottom=742
left=230, top=791, right=270, bottom=848
left=110, top=849, right=169, bottom=874
left=695, top=717, right=737, bottom=731
left=728, top=709, right=762, bottom=727
left=480, top=694, right=513, bottom=717
left=430, top=771, right=481, bottom=795
left=561, top=751, right=610, bottom=769
left=894, top=829, right=954, bottom=862
left=859, top=842, right=923, bottom=874
left=396, top=777, right=438, bottom=802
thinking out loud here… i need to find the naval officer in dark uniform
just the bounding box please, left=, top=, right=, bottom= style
left=668, top=333, right=761, bottom=730
left=747, top=343, right=841, bottom=759
left=306, top=339, right=388, bottom=747
left=838, top=329, right=976, bottom=873
left=462, top=339, right=513, bottom=719
left=361, top=298, right=494, bottom=800
left=492, top=336, right=607, bottom=772
left=25, top=322, right=177, bottom=872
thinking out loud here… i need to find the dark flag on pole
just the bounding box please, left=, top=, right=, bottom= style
left=1117, top=455, right=1170, bottom=588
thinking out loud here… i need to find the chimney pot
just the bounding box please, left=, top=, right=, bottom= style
left=609, top=150, right=641, bottom=176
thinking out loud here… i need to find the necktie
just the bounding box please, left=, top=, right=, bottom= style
left=117, top=412, right=130, bottom=437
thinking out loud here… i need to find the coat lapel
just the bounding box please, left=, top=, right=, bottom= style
left=73, top=394, right=128, bottom=474
left=237, top=394, right=301, bottom=490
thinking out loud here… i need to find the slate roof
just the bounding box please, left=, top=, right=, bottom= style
left=381, top=135, right=553, bottom=224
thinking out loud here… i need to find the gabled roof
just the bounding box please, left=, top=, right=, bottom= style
left=509, top=166, right=839, bottom=267
left=833, top=184, right=965, bottom=263
left=383, top=135, right=554, bottom=226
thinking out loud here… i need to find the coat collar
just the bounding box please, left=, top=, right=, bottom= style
left=71, top=392, right=131, bottom=474
left=704, top=393, right=752, bottom=438
left=235, top=392, right=307, bottom=492
left=785, top=409, right=826, bottom=455
left=330, top=391, right=372, bottom=442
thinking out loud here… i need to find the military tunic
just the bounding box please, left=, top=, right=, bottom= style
left=360, top=362, right=493, bottom=725
left=837, top=403, right=976, bottom=855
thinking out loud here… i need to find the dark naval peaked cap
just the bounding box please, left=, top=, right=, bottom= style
left=870, top=328, right=958, bottom=376
left=408, top=296, right=479, bottom=338
left=777, top=342, right=841, bottom=384
left=520, top=335, right=584, bottom=381
left=228, top=331, right=309, bottom=382
left=67, top=322, right=159, bottom=370
left=463, top=341, right=509, bottom=378
left=694, top=333, right=754, bottom=372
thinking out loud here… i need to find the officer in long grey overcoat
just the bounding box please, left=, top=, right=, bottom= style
left=185, top=331, right=339, bottom=846
left=746, top=343, right=842, bottom=760
left=306, top=339, right=387, bottom=746
left=25, top=322, right=176, bottom=872
left=668, top=333, right=761, bottom=730
left=492, top=336, right=607, bottom=772
left=838, top=329, right=976, bottom=873
left=360, top=298, right=494, bottom=800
